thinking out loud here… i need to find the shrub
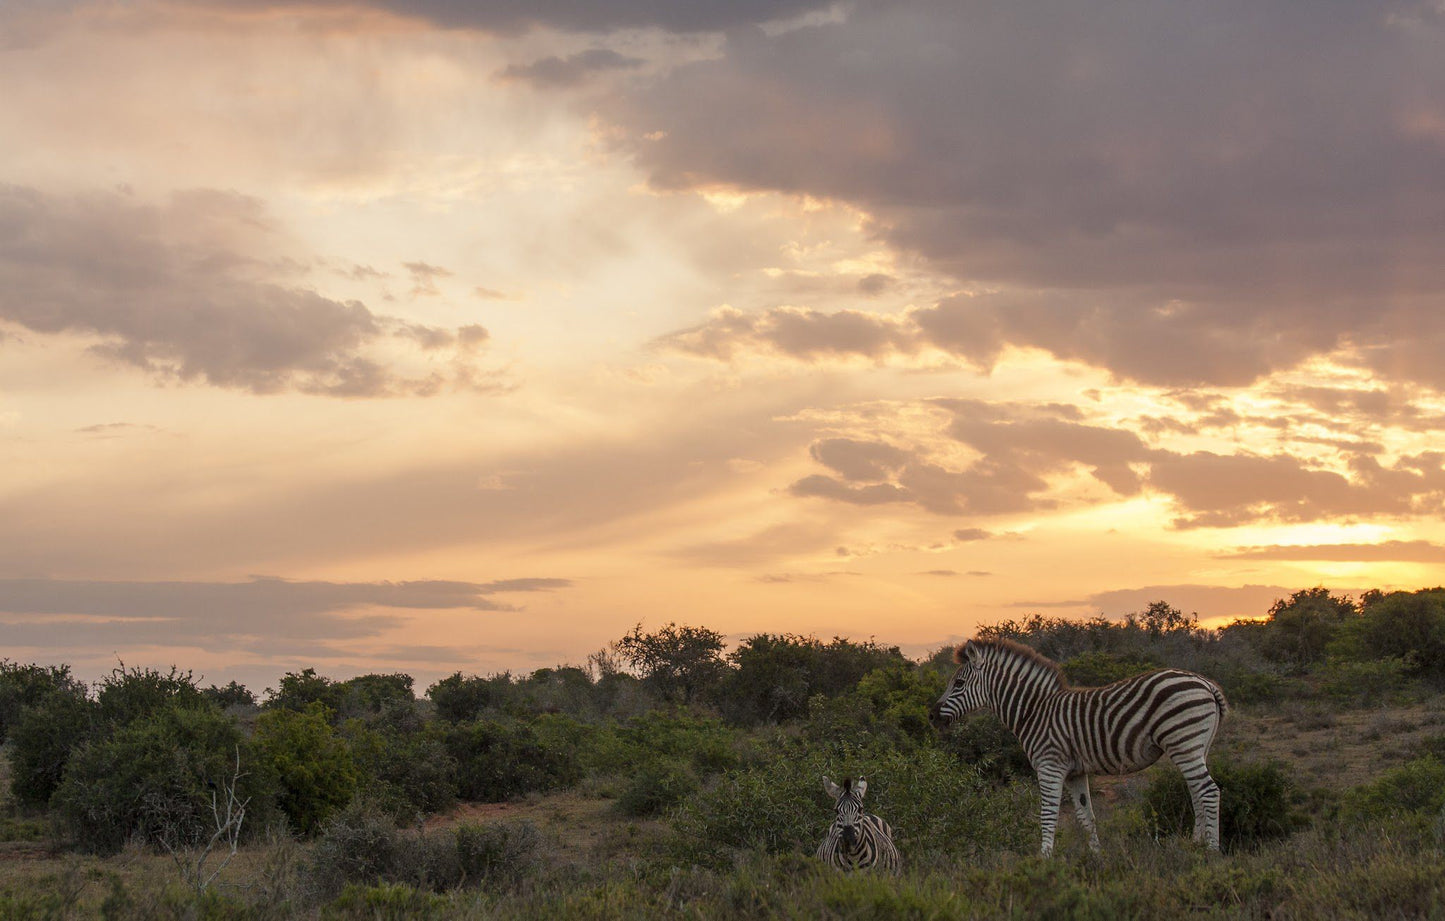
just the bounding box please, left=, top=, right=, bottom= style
left=265, top=668, right=347, bottom=716
left=0, top=661, right=85, bottom=744
left=95, top=664, right=210, bottom=728
left=1342, top=756, right=1445, bottom=822
left=935, top=712, right=1032, bottom=784
left=1141, top=757, right=1306, bottom=851
left=322, top=883, right=448, bottom=920
left=8, top=686, right=96, bottom=805
left=588, top=712, right=742, bottom=777
left=345, top=721, right=457, bottom=818
left=338, top=674, right=415, bottom=720
left=202, top=681, right=256, bottom=710
left=615, top=622, right=727, bottom=706
left=1332, top=589, right=1445, bottom=684
left=426, top=672, right=518, bottom=722
left=51, top=705, right=257, bottom=855
left=615, top=759, right=699, bottom=817
left=1318, top=657, right=1411, bottom=706
left=1062, top=651, right=1159, bottom=687
left=452, top=821, right=544, bottom=886
left=309, top=800, right=403, bottom=900
left=669, top=740, right=1031, bottom=868
left=254, top=702, right=358, bottom=835
left=444, top=717, right=583, bottom=801
left=718, top=634, right=908, bottom=725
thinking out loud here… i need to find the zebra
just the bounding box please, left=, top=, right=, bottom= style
left=817, top=776, right=902, bottom=874
left=929, top=638, right=1228, bottom=856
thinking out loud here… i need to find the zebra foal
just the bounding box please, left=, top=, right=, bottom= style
left=817, top=776, right=901, bottom=874
left=929, top=639, right=1228, bottom=856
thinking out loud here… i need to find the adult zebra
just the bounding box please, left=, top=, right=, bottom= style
left=929, top=639, right=1228, bottom=856
left=817, top=776, right=902, bottom=874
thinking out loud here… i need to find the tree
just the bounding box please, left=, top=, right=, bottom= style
left=614, top=622, right=727, bottom=706
left=1333, top=588, right=1445, bottom=684
left=253, top=702, right=358, bottom=834
left=9, top=685, right=95, bottom=805
left=0, top=661, right=86, bottom=744
left=1257, top=588, right=1359, bottom=672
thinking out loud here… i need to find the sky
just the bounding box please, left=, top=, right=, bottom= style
left=3, top=0, right=1445, bottom=691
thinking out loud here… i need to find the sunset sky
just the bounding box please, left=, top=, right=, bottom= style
left=4, top=1, right=1445, bottom=691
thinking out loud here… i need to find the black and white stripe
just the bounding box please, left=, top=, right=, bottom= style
left=817, top=776, right=902, bottom=874
left=929, top=639, right=1228, bottom=856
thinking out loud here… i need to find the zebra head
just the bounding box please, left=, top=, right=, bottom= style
left=823, top=775, right=868, bottom=848
left=929, top=641, right=990, bottom=728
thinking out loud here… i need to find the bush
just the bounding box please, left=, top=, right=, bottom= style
left=935, top=712, right=1032, bottom=784
left=254, top=702, right=358, bottom=835
left=345, top=721, right=457, bottom=819
left=1142, top=757, right=1306, bottom=851
left=309, top=800, right=543, bottom=900
left=587, top=712, right=743, bottom=777
left=669, top=740, right=1032, bottom=868
left=452, top=821, right=544, bottom=886
left=1062, top=651, right=1159, bottom=686
left=0, top=661, right=85, bottom=744
left=444, top=717, right=583, bottom=801
left=95, top=664, right=210, bottom=728
left=8, top=685, right=96, bottom=805
left=265, top=668, right=346, bottom=716
left=202, top=680, right=256, bottom=710
left=615, top=759, right=699, bottom=817
left=1332, top=589, right=1445, bottom=684
left=1342, top=756, right=1445, bottom=822
left=426, top=672, right=517, bottom=723
left=1318, top=657, right=1412, bottom=706
left=51, top=705, right=257, bottom=855
left=322, top=883, right=448, bottom=920
left=718, top=634, right=908, bottom=725
left=309, top=800, right=403, bottom=900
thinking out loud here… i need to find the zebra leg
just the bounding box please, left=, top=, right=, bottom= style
left=1064, top=774, right=1101, bottom=853
left=1036, top=767, right=1066, bottom=857
left=1168, top=751, right=1222, bottom=850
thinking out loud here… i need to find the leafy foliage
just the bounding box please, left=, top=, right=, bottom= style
left=443, top=716, right=583, bottom=801
left=615, top=622, right=727, bottom=705
left=96, top=664, right=210, bottom=728
left=718, top=634, right=908, bottom=725
left=1142, top=758, right=1307, bottom=851
left=52, top=705, right=257, bottom=855
left=253, top=702, right=359, bottom=835
left=8, top=684, right=96, bottom=805
left=0, top=661, right=85, bottom=744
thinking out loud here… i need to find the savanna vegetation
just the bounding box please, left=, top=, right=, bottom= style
left=2, top=587, right=1445, bottom=918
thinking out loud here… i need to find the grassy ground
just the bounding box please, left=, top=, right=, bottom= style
left=2, top=695, right=1444, bottom=919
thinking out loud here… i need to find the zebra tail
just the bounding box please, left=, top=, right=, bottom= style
left=1209, top=680, right=1230, bottom=722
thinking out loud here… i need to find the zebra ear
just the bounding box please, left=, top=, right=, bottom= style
left=823, top=776, right=843, bottom=799
left=955, top=641, right=983, bottom=665
left=856, top=778, right=868, bottom=799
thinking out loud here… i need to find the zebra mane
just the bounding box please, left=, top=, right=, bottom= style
left=958, top=638, right=1066, bottom=687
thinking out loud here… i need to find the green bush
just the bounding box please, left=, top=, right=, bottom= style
left=254, top=702, right=358, bottom=835
left=8, top=685, right=96, bottom=805
left=452, top=821, right=544, bottom=886
left=201, top=681, right=256, bottom=710
left=322, top=883, right=448, bottom=921
left=309, top=800, right=403, bottom=900
left=265, top=668, right=346, bottom=717
left=1342, top=756, right=1445, bottom=822
left=1062, top=651, right=1159, bottom=687
left=444, top=717, right=583, bottom=801
left=1318, top=657, right=1412, bottom=706
left=615, top=759, right=699, bottom=817
left=1332, top=589, right=1445, bottom=684
left=717, top=634, right=908, bottom=725
left=52, top=705, right=257, bottom=855
left=0, top=661, right=85, bottom=744
left=345, top=721, right=458, bottom=819
left=1142, top=757, right=1306, bottom=851
left=936, top=712, right=1032, bottom=784
left=587, top=712, right=743, bottom=777
left=95, top=664, right=210, bottom=728
left=669, top=740, right=1031, bottom=868
left=426, top=672, right=517, bottom=722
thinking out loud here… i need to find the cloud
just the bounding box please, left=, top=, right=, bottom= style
left=789, top=401, right=1149, bottom=517
left=497, top=49, right=644, bottom=89
left=0, top=186, right=494, bottom=397
left=623, top=2, right=1445, bottom=387
left=658, top=305, right=913, bottom=363
left=0, top=575, right=571, bottom=653
left=175, top=0, right=833, bottom=33
left=1218, top=540, right=1445, bottom=563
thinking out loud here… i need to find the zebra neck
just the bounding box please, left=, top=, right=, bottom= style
left=986, top=661, right=1060, bottom=740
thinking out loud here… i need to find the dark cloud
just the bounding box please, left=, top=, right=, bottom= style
left=626, top=2, right=1445, bottom=387
left=1218, top=540, right=1445, bottom=563
left=952, top=528, right=992, bottom=542
left=0, top=575, right=571, bottom=653
left=497, top=48, right=644, bottom=89
left=188, top=0, right=830, bottom=33
left=403, top=260, right=452, bottom=297
left=658, top=305, right=913, bottom=362
left=0, top=187, right=492, bottom=397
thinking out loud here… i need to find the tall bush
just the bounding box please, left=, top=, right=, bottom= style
left=253, top=702, right=358, bottom=835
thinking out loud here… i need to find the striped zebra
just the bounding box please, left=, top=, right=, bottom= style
left=817, top=776, right=902, bottom=874
left=929, top=639, right=1228, bottom=856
